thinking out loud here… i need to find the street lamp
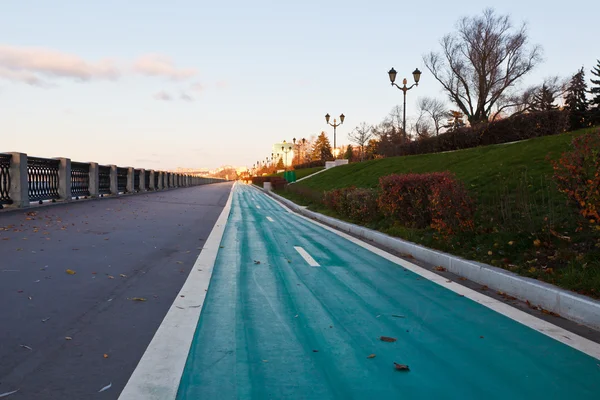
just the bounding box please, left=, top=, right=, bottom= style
left=388, top=67, right=422, bottom=136
left=325, top=113, right=345, bottom=158
left=281, top=144, right=293, bottom=171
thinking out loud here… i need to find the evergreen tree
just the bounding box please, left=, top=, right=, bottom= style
left=343, top=144, right=353, bottom=161
left=565, top=67, right=589, bottom=129
left=312, top=132, right=333, bottom=160
left=444, top=110, right=467, bottom=132
left=531, top=84, right=558, bottom=111
left=589, top=60, right=600, bottom=124
left=276, top=157, right=284, bottom=170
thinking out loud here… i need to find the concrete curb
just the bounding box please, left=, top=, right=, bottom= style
left=264, top=189, right=600, bottom=331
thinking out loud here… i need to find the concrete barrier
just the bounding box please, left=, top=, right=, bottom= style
left=262, top=188, right=600, bottom=331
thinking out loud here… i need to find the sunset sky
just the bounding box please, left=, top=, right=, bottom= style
left=1, top=0, right=598, bottom=170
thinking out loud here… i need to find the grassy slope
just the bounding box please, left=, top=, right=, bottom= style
left=272, top=167, right=325, bottom=180
left=281, top=128, right=600, bottom=297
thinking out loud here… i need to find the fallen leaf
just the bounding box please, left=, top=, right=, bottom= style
left=20, top=344, right=32, bottom=350
left=380, top=336, right=397, bottom=343
left=367, top=354, right=376, bottom=359
left=119, top=274, right=127, bottom=278
left=98, top=383, right=112, bottom=393
left=0, top=389, right=19, bottom=398
left=107, top=275, right=115, bottom=279
left=254, top=260, right=261, bottom=264
left=434, top=266, right=446, bottom=272
left=103, top=354, right=109, bottom=359
left=394, top=362, right=410, bottom=371
left=42, top=317, right=50, bottom=322
left=65, top=337, right=72, bottom=340
left=65, top=269, right=76, bottom=275
left=176, top=261, right=183, bottom=264
left=131, top=297, right=147, bottom=302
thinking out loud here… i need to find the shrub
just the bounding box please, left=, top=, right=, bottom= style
left=346, top=188, right=380, bottom=222
left=551, top=129, right=600, bottom=225
left=252, top=176, right=287, bottom=190
left=429, top=177, right=476, bottom=235
left=323, top=187, right=355, bottom=216
left=378, top=171, right=475, bottom=234
left=385, top=110, right=569, bottom=158
left=378, top=173, right=449, bottom=228
left=293, top=160, right=326, bottom=170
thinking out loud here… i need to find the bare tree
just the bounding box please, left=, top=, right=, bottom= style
left=348, top=122, right=373, bottom=161
left=417, top=97, right=446, bottom=135
left=423, top=9, right=542, bottom=124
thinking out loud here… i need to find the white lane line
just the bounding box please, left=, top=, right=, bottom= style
left=267, top=217, right=274, bottom=222
left=269, top=191, right=600, bottom=361
left=118, top=183, right=236, bottom=400
left=294, top=246, right=320, bottom=267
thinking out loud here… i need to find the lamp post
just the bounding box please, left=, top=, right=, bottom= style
left=388, top=67, right=422, bottom=136
left=325, top=113, right=345, bottom=158
left=281, top=144, right=293, bottom=171
left=293, top=138, right=297, bottom=165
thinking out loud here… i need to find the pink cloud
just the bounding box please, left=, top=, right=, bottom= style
left=133, top=54, right=196, bottom=80
left=0, top=45, right=119, bottom=85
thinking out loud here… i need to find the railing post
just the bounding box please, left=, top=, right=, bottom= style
left=56, top=157, right=71, bottom=202
left=157, top=172, right=163, bottom=190
left=110, top=165, right=118, bottom=195
left=89, top=162, right=99, bottom=198
left=140, top=169, right=146, bottom=192
left=126, top=168, right=134, bottom=193
left=169, top=173, right=173, bottom=188
left=149, top=170, right=155, bottom=190
left=8, top=152, right=29, bottom=208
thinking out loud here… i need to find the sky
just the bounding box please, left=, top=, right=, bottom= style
left=1, top=1, right=598, bottom=170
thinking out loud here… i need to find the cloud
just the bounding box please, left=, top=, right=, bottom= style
left=0, top=45, right=119, bottom=85
left=190, top=82, right=204, bottom=92
left=153, top=90, right=172, bottom=101
left=133, top=54, right=196, bottom=80
left=180, top=92, right=193, bottom=102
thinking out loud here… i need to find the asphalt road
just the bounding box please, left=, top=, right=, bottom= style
left=0, top=182, right=233, bottom=399
left=176, top=184, right=600, bottom=400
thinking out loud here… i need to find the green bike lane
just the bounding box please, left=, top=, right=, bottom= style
left=176, top=184, right=600, bottom=399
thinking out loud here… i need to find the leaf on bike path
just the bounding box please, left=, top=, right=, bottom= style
left=394, top=363, right=410, bottom=371
left=131, top=297, right=147, bottom=302
left=380, top=336, right=397, bottom=343
left=65, top=269, right=76, bottom=275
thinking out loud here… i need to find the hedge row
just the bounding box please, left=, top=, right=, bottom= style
left=293, top=160, right=326, bottom=170
left=320, top=172, right=475, bottom=235
left=252, top=176, right=288, bottom=190
left=390, top=110, right=569, bottom=157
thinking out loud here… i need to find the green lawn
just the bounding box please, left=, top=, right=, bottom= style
left=272, top=166, right=325, bottom=180
left=278, top=127, right=600, bottom=297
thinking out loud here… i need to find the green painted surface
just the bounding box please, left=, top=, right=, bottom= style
left=176, top=184, right=600, bottom=400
